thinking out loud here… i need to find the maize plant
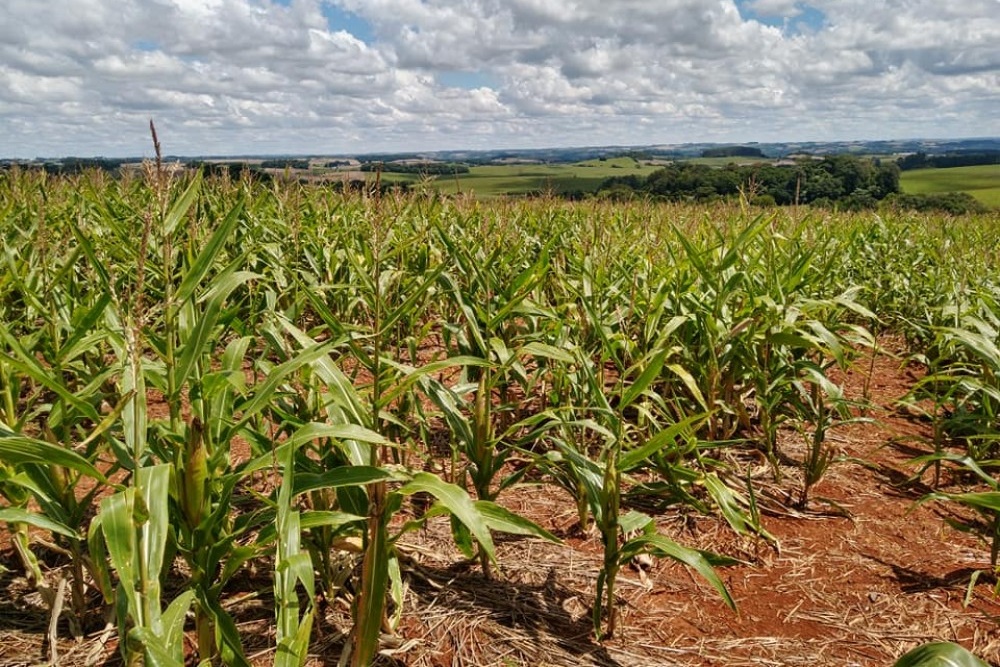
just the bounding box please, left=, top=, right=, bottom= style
left=2, top=154, right=999, bottom=665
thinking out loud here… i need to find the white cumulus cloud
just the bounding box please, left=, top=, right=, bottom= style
left=0, top=0, right=996, bottom=156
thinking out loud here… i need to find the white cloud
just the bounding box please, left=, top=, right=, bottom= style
left=746, top=0, right=804, bottom=17
left=0, top=0, right=996, bottom=156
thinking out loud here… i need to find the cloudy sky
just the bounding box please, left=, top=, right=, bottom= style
left=1, top=0, right=997, bottom=157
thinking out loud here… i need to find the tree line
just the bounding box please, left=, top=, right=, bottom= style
left=896, top=151, right=1000, bottom=171
left=597, top=155, right=901, bottom=209
left=360, top=162, right=470, bottom=175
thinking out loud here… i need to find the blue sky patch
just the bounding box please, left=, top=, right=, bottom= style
left=437, top=71, right=498, bottom=90
left=132, top=39, right=160, bottom=52
left=267, top=0, right=376, bottom=43
left=735, top=1, right=826, bottom=34
left=321, top=4, right=376, bottom=44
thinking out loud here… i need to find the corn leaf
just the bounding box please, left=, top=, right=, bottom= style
left=620, top=347, right=669, bottom=410
left=175, top=194, right=244, bottom=304
left=163, top=171, right=202, bottom=236
left=893, top=642, right=989, bottom=667
left=474, top=500, right=560, bottom=543
left=0, top=428, right=108, bottom=483
left=399, top=472, right=496, bottom=564
left=0, top=507, right=77, bottom=539
left=620, top=532, right=735, bottom=611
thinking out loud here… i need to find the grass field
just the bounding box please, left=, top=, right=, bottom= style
left=372, top=157, right=659, bottom=196
left=446, top=158, right=657, bottom=195
left=900, top=164, right=1000, bottom=208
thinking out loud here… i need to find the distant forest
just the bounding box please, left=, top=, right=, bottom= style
left=896, top=151, right=1000, bottom=170
left=360, top=162, right=470, bottom=175
left=700, top=146, right=765, bottom=158
left=596, top=155, right=901, bottom=209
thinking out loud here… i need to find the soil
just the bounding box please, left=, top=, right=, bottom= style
left=2, top=338, right=999, bottom=667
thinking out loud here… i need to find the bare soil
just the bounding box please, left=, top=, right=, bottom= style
left=2, top=339, right=999, bottom=666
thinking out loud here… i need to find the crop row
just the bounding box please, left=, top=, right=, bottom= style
left=0, top=163, right=998, bottom=665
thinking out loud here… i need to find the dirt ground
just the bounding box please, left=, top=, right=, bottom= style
left=2, top=339, right=999, bottom=666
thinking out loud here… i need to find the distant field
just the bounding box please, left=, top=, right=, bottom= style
left=322, top=160, right=1000, bottom=208
left=900, top=164, right=1000, bottom=208
left=369, top=157, right=790, bottom=196
left=684, top=156, right=771, bottom=167
left=400, top=157, right=660, bottom=196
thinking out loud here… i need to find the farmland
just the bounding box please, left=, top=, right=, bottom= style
left=2, top=163, right=1000, bottom=666
left=376, top=157, right=661, bottom=197
left=371, top=157, right=999, bottom=210
left=900, top=164, right=1000, bottom=208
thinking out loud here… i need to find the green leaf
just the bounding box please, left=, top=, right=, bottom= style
left=137, top=464, right=172, bottom=605
left=0, top=428, right=109, bottom=485
left=932, top=491, right=1000, bottom=514
left=474, top=500, right=561, bottom=543
left=381, top=262, right=448, bottom=334
left=242, top=423, right=387, bottom=476
left=548, top=437, right=607, bottom=524
left=619, top=413, right=705, bottom=472
left=175, top=193, right=244, bottom=304
left=0, top=327, right=102, bottom=423
left=620, top=532, right=735, bottom=611
left=257, top=510, right=365, bottom=545
left=100, top=490, right=139, bottom=622
left=163, top=171, right=202, bottom=236
left=160, top=591, right=196, bottom=662
left=449, top=513, right=476, bottom=559
left=620, top=347, right=669, bottom=410
left=173, top=267, right=257, bottom=391
left=293, top=466, right=395, bottom=497
left=399, top=472, right=496, bottom=564
left=129, top=626, right=185, bottom=667
left=201, top=593, right=252, bottom=667
left=275, top=318, right=372, bottom=431
left=618, top=510, right=654, bottom=535
left=893, top=642, right=990, bottom=667
left=0, top=508, right=77, bottom=539
left=60, top=292, right=113, bottom=364
left=379, top=355, right=489, bottom=407
left=352, top=515, right=389, bottom=667
left=665, top=363, right=708, bottom=411
left=228, top=342, right=336, bottom=432
left=520, top=341, right=576, bottom=365
left=702, top=473, right=776, bottom=544
left=87, top=514, right=115, bottom=603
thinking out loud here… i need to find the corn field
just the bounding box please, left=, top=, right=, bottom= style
left=1, top=161, right=999, bottom=666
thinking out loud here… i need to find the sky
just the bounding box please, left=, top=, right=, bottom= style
left=1, top=0, right=997, bottom=158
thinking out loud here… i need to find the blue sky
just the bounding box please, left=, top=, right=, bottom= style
left=319, top=2, right=377, bottom=44
left=735, top=1, right=826, bottom=33
left=0, top=0, right=996, bottom=157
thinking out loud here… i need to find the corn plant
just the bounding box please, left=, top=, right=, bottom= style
left=0, top=207, right=125, bottom=630
left=904, top=313, right=1000, bottom=478
left=88, top=163, right=264, bottom=664
left=914, top=454, right=1000, bottom=601
left=432, top=216, right=555, bottom=495
left=538, top=341, right=735, bottom=638
left=265, top=316, right=558, bottom=662
left=3, top=161, right=999, bottom=665
left=97, top=464, right=193, bottom=667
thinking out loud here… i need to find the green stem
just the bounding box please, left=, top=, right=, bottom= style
left=195, top=604, right=215, bottom=665
left=0, top=362, right=15, bottom=428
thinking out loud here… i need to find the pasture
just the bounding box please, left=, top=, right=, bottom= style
left=351, top=157, right=657, bottom=196
left=900, top=164, right=1000, bottom=208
